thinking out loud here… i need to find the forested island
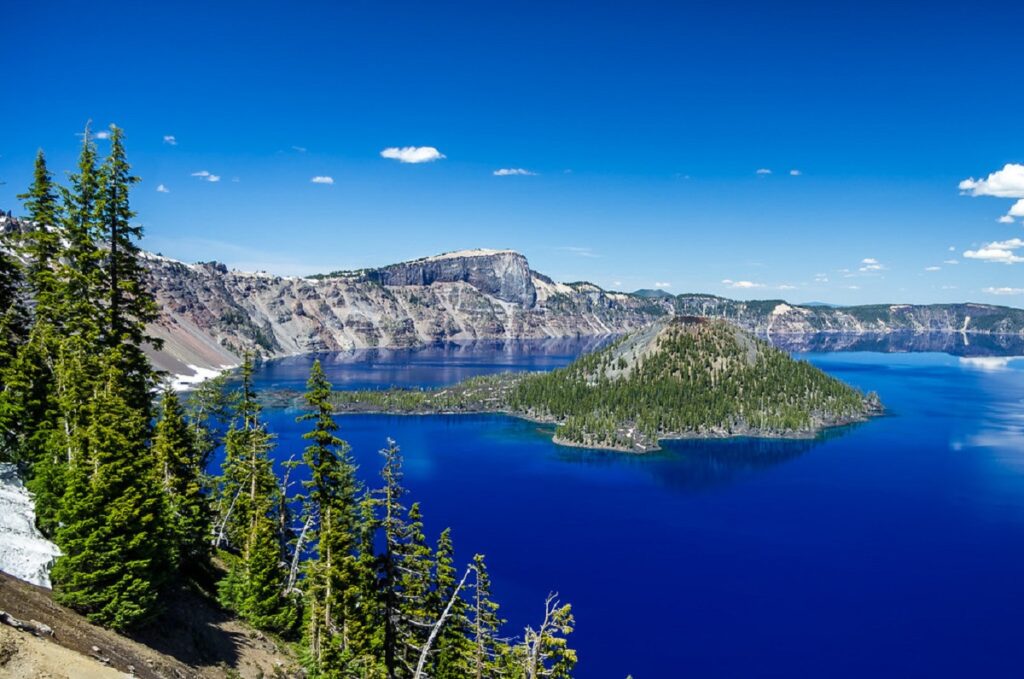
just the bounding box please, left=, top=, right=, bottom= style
left=328, top=317, right=883, bottom=452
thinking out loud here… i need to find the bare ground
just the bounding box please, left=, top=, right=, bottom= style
left=0, top=571, right=300, bottom=678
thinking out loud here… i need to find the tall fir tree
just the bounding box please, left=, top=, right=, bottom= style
left=471, top=554, right=506, bottom=679
left=96, top=125, right=159, bottom=412
left=51, top=350, right=173, bottom=630
left=154, top=387, right=210, bottom=570
left=16, top=150, right=63, bottom=324
left=430, top=528, right=474, bottom=679
left=0, top=231, right=28, bottom=380
left=59, top=123, right=104, bottom=342
left=298, top=360, right=362, bottom=674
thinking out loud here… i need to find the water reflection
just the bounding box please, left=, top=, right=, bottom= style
left=770, top=331, right=1024, bottom=357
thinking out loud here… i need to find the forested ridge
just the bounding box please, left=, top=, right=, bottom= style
left=0, top=128, right=577, bottom=678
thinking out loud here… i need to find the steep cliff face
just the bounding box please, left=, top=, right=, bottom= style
left=144, top=247, right=1024, bottom=379
left=372, top=249, right=537, bottom=306
left=143, top=250, right=667, bottom=375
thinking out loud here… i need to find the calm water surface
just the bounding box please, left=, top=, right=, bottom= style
left=246, top=341, right=1024, bottom=678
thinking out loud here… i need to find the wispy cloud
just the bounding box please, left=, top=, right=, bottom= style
left=380, top=146, right=445, bottom=164
left=859, top=257, right=885, bottom=273
left=959, top=163, right=1024, bottom=222
left=654, top=282, right=672, bottom=288
left=556, top=246, right=599, bottom=258
left=722, top=279, right=764, bottom=289
left=925, top=266, right=941, bottom=271
left=292, top=145, right=308, bottom=153
left=755, top=168, right=772, bottom=175
left=943, top=259, right=959, bottom=265
left=156, top=184, right=170, bottom=193
left=789, top=169, right=801, bottom=176
left=982, top=286, right=1024, bottom=295
left=163, top=135, right=177, bottom=146
left=93, top=130, right=111, bottom=140
left=191, top=170, right=221, bottom=182
left=814, top=273, right=829, bottom=283
left=493, top=168, right=536, bottom=176
left=310, top=176, right=334, bottom=185
left=777, top=284, right=797, bottom=290
left=964, top=238, right=1024, bottom=264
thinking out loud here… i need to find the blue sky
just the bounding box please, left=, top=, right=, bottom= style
left=2, top=0, right=1022, bottom=305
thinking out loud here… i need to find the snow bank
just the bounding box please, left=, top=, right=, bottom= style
left=0, top=464, right=60, bottom=588
left=168, top=364, right=235, bottom=391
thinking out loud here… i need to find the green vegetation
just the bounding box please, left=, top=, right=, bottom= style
left=329, top=318, right=881, bottom=452
left=509, top=318, right=878, bottom=450
left=0, top=127, right=577, bottom=677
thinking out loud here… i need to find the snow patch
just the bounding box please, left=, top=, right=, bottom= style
left=0, top=464, right=61, bottom=588
left=168, top=364, right=235, bottom=391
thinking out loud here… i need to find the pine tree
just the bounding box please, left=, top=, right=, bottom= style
left=96, top=125, right=159, bottom=412
left=298, top=360, right=362, bottom=674
left=430, top=528, right=473, bottom=679
left=17, top=150, right=63, bottom=324
left=376, top=438, right=408, bottom=679
left=154, top=387, right=210, bottom=570
left=470, top=554, right=505, bottom=679
left=51, top=351, right=172, bottom=630
left=59, top=123, right=104, bottom=342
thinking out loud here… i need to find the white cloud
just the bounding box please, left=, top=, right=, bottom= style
left=949, top=246, right=956, bottom=252
left=755, top=168, right=772, bottom=175
left=94, top=130, right=110, bottom=140
left=859, top=257, right=885, bottom=272
left=654, top=282, right=672, bottom=288
left=959, top=164, right=1024, bottom=221
left=613, top=281, right=623, bottom=287
left=292, top=145, right=308, bottom=153
left=777, top=284, right=797, bottom=290
left=493, top=168, right=536, bottom=176
left=722, top=279, right=764, bottom=289
left=814, top=273, right=829, bottom=283
left=846, top=285, right=861, bottom=290
left=191, top=170, right=221, bottom=183
left=380, top=146, right=445, bottom=164
left=311, top=176, right=334, bottom=185
left=982, top=286, right=1024, bottom=295
left=156, top=184, right=170, bottom=193
left=943, top=259, right=959, bottom=265
left=163, top=135, right=177, bottom=146
left=959, top=164, right=1024, bottom=198
left=789, top=169, right=801, bottom=176
left=556, top=246, right=599, bottom=258
left=925, top=266, right=941, bottom=271
left=964, top=238, right=1024, bottom=264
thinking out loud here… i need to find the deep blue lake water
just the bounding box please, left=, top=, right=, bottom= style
left=245, top=340, right=1024, bottom=678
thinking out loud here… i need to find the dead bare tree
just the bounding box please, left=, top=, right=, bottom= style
left=412, top=564, right=473, bottom=679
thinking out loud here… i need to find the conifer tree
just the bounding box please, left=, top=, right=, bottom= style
left=59, top=124, right=104, bottom=341
left=154, top=387, right=210, bottom=570
left=470, top=554, right=505, bottom=679
left=96, top=125, right=159, bottom=411
left=0, top=233, right=27, bottom=380
left=298, top=360, right=362, bottom=673
left=430, top=528, right=473, bottom=679
left=376, top=438, right=408, bottom=678
left=17, top=150, right=63, bottom=324
left=51, top=351, right=172, bottom=630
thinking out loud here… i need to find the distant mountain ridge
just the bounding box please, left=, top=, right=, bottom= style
left=139, top=246, right=1024, bottom=378
left=3, top=216, right=1021, bottom=377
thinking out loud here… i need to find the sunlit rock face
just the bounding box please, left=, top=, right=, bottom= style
left=0, top=464, right=60, bottom=588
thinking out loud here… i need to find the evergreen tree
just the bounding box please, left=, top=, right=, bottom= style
left=298, top=360, right=362, bottom=674
left=0, top=231, right=28, bottom=380
left=430, top=528, right=473, bottom=679
left=376, top=438, right=408, bottom=678
left=154, top=387, right=210, bottom=570
left=59, top=124, right=104, bottom=341
left=51, top=351, right=172, bottom=630
left=470, top=554, right=505, bottom=679
left=96, top=125, right=159, bottom=412
left=17, top=150, right=63, bottom=324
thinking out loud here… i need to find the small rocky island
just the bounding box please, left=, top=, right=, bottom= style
left=325, top=317, right=883, bottom=452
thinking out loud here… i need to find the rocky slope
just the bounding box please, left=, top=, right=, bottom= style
left=142, top=246, right=1024, bottom=379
